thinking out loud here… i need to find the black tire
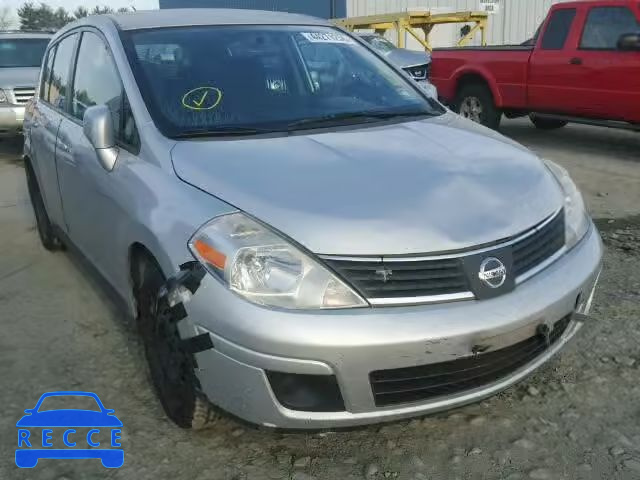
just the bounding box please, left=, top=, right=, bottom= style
left=134, top=256, right=217, bottom=429
left=529, top=115, right=568, bottom=130
left=24, top=162, right=61, bottom=251
left=453, top=83, right=502, bottom=130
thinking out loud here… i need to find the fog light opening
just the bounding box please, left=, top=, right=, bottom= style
left=266, top=371, right=346, bottom=412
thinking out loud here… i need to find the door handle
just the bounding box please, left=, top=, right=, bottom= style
left=569, top=57, right=583, bottom=65
left=32, top=120, right=40, bottom=128
left=58, top=142, right=74, bottom=162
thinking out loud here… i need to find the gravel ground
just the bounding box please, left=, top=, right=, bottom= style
left=1, top=119, right=639, bottom=480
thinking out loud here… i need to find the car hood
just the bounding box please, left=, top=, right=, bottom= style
left=16, top=410, right=123, bottom=427
left=172, top=112, right=563, bottom=256
left=388, top=48, right=431, bottom=68
left=0, top=67, right=40, bottom=88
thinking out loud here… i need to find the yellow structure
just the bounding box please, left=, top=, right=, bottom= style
left=334, top=11, right=489, bottom=51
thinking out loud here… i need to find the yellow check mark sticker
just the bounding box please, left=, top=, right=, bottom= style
left=193, top=90, right=208, bottom=107
left=181, top=87, right=223, bottom=111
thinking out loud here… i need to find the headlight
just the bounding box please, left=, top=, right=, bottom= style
left=404, top=64, right=429, bottom=81
left=188, top=213, right=367, bottom=310
left=0, top=89, right=7, bottom=104
left=545, top=160, right=589, bottom=249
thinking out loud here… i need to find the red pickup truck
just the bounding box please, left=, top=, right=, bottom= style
left=431, top=0, right=640, bottom=131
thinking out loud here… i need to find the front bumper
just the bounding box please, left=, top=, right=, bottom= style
left=0, top=105, right=26, bottom=136
left=417, top=79, right=438, bottom=98
left=185, top=225, right=602, bottom=428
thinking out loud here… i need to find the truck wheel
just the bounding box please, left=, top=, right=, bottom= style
left=530, top=115, right=568, bottom=130
left=454, top=84, right=502, bottom=130
left=134, top=256, right=218, bottom=430
left=24, top=162, right=62, bottom=251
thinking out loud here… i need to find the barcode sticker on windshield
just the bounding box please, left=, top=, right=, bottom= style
left=301, top=32, right=355, bottom=44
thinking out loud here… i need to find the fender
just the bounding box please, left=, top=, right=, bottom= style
left=451, top=65, right=504, bottom=107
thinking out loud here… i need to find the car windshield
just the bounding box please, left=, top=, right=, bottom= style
left=122, top=25, right=443, bottom=137
left=37, top=395, right=101, bottom=412
left=0, top=38, right=49, bottom=68
left=364, top=36, right=397, bottom=54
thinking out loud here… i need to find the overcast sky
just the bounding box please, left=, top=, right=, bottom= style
left=3, top=0, right=159, bottom=14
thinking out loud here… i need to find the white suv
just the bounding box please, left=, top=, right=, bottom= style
left=0, top=31, right=51, bottom=137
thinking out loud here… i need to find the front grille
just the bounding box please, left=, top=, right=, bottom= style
left=322, top=209, right=564, bottom=305
left=13, top=87, right=36, bottom=105
left=324, top=257, right=469, bottom=300
left=370, top=315, right=572, bottom=407
left=513, top=210, right=565, bottom=277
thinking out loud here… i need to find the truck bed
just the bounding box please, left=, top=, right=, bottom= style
left=431, top=47, right=534, bottom=108
left=434, top=46, right=533, bottom=51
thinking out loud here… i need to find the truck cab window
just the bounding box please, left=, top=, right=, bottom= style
left=541, top=9, right=577, bottom=50
left=580, top=7, right=640, bottom=50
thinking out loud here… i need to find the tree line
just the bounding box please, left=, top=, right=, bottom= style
left=10, top=3, right=132, bottom=31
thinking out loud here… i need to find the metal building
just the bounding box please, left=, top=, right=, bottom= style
left=346, top=0, right=574, bottom=47
left=158, top=0, right=347, bottom=19
left=159, top=0, right=573, bottom=48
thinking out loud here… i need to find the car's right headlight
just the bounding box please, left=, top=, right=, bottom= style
left=188, top=212, right=367, bottom=310
left=0, top=89, right=8, bottom=104
left=545, top=160, right=590, bottom=249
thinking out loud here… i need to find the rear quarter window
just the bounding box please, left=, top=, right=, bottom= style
left=541, top=9, right=577, bottom=50
left=40, top=45, right=57, bottom=102
left=47, top=34, right=77, bottom=111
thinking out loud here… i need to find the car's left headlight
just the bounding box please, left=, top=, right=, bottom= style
left=545, top=160, right=590, bottom=249
left=0, top=89, right=8, bottom=104
left=188, top=212, right=367, bottom=310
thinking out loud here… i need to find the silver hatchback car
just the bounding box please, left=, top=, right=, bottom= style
left=24, top=9, right=602, bottom=430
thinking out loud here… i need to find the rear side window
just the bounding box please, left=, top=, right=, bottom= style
left=40, top=45, right=56, bottom=102
left=47, top=34, right=77, bottom=111
left=71, top=31, right=138, bottom=149
left=541, top=9, right=577, bottom=50
left=580, top=7, right=640, bottom=49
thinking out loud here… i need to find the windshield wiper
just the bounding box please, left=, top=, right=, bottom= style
left=174, top=126, right=278, bottom=138
left=286, top=110, right=433, bottom=130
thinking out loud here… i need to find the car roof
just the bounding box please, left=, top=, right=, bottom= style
left=0, top=31, right=53, bottom=39
left=105, top=8, right=329, bottom=31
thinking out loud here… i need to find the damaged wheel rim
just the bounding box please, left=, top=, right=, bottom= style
left=140, top=280, right=197, bottom=427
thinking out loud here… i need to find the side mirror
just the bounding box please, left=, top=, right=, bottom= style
left=617, top=32, right=640, bottom=51
left=83, top=105, right=119, bottom=171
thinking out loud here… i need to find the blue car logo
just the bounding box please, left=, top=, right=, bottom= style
left=16, top=391, right=123, bottom=468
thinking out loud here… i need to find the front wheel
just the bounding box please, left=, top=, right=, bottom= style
left=530, top=114, right=568, bottom=130
left=100, top=450, right=124, bottom=468
left=453, top=83, right=502, bottom=130
left=15, top=450, right=38, bottom=468
left=134, top=256, right=218, bottom=429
